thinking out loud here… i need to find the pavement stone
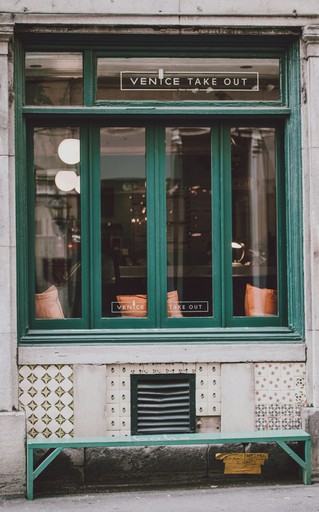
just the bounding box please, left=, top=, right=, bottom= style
left=0, top=483, right=319, bottom=512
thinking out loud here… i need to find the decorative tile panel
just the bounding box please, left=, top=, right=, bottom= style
left=105, top=362, right=221, bottom=436
left=19, top=365, right=74, bottom=439
left=254, top=363, right=306, bottom=430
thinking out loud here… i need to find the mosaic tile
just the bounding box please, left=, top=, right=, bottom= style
left=120, top=377, right=131, bottom=390
left=19, top=365, right=74, bottom=439
left=120, top=417, right=131, bottom=430
left=109, top=365, right=120, bottom=376
left=107, top=417, right=121, bottom=431
left=120, top=365, right=130, bottom=375
left=207, top=363, right=221, bottom=376
left=207, top=402, right=221, bottom=416
left=197, top=376, right=208, bottom=389
left=149, top=363, right=163, bottom=374
left=255, top=404, right=268, bottom=415
left=254, top=363, right=307, bottom=431
left=196, top=363, right=208, bottom=375
left=182, top=363, right=197, bottom=374
left=106, top=404, right=120, bottom=417
left=197, top=403, right=208, bottom=415
left=105, top=362, right=221, bottom=435
left=120, top=391, right=130, bottom=404
left=120, top=404, right=130, bottom=416
left=106, top=388, right=120, bottom=403
left=106, top=377, right=120, bottom=391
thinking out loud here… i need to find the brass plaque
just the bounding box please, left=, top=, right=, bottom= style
left=216, top=453, right=268, bottom=474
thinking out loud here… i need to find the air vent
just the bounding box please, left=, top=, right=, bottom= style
left=131, top=374, right=196, bottom=435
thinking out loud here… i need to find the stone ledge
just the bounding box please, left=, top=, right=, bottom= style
left=18, top=343, right=306, bottom=365
left=302, top=407, right=319, bottom=474
left=303, top=25, right=319, bottom=42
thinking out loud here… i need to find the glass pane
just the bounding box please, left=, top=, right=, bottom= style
left=25, top=53, right=83, bottom=106
left=166, top=127, right=212, bottom=318
left=97, top=57, right=280, bottom=102
left=34, top=127, right=81, bottom=319
left=100, top=128, right=147, bottom=318
left=231, top=128, right=278, bottom=317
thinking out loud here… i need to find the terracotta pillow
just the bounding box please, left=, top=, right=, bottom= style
left=116, top=291, right=183, bottom=317
left=244, top=283, right=277, bottom=317
left=167, top=290, right=183, bottom=318
left=116, top=294, right=147, bottom=317
left=35, top=285, right=65, bottom=319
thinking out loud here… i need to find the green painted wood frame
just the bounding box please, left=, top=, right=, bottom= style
left=15, top=34, right=304, bottom=344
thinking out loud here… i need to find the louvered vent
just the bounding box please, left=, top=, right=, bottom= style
left=131, top=374, right=196, bottom=435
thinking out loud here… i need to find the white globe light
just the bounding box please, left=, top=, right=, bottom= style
left=58, top=138, right=80, bottom=165
left=55, top=170, right=78, bottom=192
left=75, top=175, right=80, bottom=194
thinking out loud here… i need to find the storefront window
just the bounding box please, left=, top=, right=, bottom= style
left=30, top=123, right=284, bottom=326
left=100, top=128, right=147, bottom=317
left=231, top=128, right=277, bottom=318
left=19, top=37, right=302, bottom=340
left=33, top=127, right=81, bottom=319
left=166, top=127, right=213, bottom=318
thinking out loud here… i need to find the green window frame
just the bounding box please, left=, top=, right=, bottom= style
left=15, top=34, right=303, bottom=344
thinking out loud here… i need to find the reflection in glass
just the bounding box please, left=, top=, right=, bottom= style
left=34, top=127, right=81, bottom=319
left=231, top=128, right=278, bottom=317
left=25, top=53, right=83, bottom=106
left=100, top=128, right=147, bottom=317
left=97, top=57, right=280, bottom=102
left=166, top=127, right=212, bottom=318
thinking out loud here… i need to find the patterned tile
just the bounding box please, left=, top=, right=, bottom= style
left=105, top=362, right=222, bottom=435
left=19, top=365, right=74, bottom=439
left=254, top=363, right=307, bottom=431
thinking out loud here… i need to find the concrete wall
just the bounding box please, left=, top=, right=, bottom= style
left=1, top=0, right=319, bottom=496
left=1, top=0, right=319, bottom=16
left=0, top=26, right=26, bottom=497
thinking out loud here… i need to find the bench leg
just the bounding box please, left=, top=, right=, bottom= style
left=276, top=440, right=312, bottom=485
left=27, top=446, right=34, bottom=501
left=303, top=438, right=312, bottom=485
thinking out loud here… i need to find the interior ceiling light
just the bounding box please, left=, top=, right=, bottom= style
left=75, top=175, right=80, bottom=194
left=55, top=170, right=78, bottom=192
left=58, top=138, right=80, bottom=165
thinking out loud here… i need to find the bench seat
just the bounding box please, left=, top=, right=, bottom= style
left=27, top=429, right=312, bottom=500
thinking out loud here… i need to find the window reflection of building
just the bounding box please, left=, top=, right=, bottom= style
left=166, top=127, right=213, bottom=317
left=34, top=127, right=81, bottom=318
left=231, top=128, right=277, bottom=317
left=100, top=128, right=147, bottom=317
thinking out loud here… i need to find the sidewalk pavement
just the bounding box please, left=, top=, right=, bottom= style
left=1, top=483, right=319, bottom=512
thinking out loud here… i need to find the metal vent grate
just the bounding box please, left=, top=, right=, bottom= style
left=131, top=374, right=196, bottom=435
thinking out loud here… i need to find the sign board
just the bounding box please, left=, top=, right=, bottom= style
left=216, top=452, right=269, bottom=474
left=121, top=68, right=259, bottom=92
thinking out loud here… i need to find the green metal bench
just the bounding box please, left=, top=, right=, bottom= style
left=27, top=429, right=312, bottom=500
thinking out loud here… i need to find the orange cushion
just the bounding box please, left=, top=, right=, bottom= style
left=244, top=283, right=277, bottom=317
left=116, top=291, right=183, bottom=317
left=116, top=294, right=147, bottom=317
left=167, top=290, right=183, bottom=318
left=35, top=285, right=65, bottom=319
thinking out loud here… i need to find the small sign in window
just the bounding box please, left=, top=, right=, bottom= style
left=97, top=57, right=279, bottom=102
left=120, top=69, right=259, bottom=92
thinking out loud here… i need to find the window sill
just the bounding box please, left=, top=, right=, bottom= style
left=18, top=327, right=305, bottom=365
left=18, top=341, right=305, bottom=365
